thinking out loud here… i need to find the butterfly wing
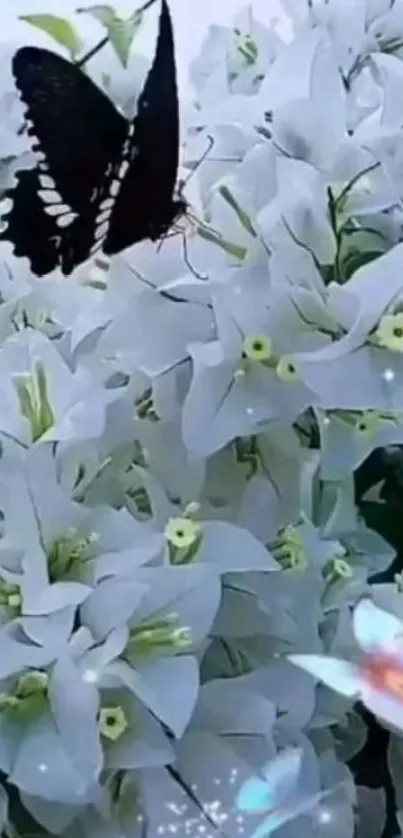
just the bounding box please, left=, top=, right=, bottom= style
left=236, top=749, right=302, bottom=815
left=1, top=46, right=127, bottom=274
left=287, top=654, right=363, bottom=697
left=104, top=0, right=181, bottom=255
left=353, top=596, right=403, bottom=657
left=1, top=168, right=60, bottom=276
left=248, top=781, right=346, bottom=838
left=236, top=776, right=275, bottom=815
left=10, top=46, right=126, bottom=213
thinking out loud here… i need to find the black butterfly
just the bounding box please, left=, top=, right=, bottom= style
left=0, top=0, right=186, bottom=277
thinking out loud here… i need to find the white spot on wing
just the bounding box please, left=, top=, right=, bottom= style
left=100, top=197, right=114, bottom=210
left=118, top=160, right=129, bottom=179
left=90, top=241, right=103, bottom=255
left=109, top=180, right=120, bottom=197
left=39, top=174, right=56, bottom=189
left=95, top=209, right=111, bottom=225
left=45, top=203, right=73, bottom=217
left=95, top=221, right=109, bottom=240
left=56, top=213, right=77, bottom=228
left=38, top=189, right=63, bottom=205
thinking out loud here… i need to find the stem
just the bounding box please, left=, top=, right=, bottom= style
left=75, top=0, right=160, bottom=68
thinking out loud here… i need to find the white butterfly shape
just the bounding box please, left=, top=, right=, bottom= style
left=235, top=747, right=345, bottom=838
left=288, top=596, right=403, bottom=731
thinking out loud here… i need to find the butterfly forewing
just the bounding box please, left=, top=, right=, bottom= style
left=104, top=0, right=181, bottom=255
left=0, top=46, right=130, bottom=274
left=11, top=46, right=127, bottom=214
left=0, top=0, right=182, bottom=276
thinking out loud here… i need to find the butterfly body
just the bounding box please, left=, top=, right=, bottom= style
left=0, top=0, right=183, bottom=276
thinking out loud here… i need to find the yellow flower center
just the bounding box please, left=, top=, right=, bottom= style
left=276, top=357, right=299, bottom=382
left=165, top=517, right=201, bottom=550
left=242, top=334, right=273, bottom=363
left=375, top=313, right=403, bottom=352
left=99, top=706, right=128, bottom=742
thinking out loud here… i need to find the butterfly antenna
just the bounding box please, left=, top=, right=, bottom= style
left=181, top=230, right=208, bottom=281
left=179, top=133, right=215, bottom=191
left=75, top=0, right=160, bottom=68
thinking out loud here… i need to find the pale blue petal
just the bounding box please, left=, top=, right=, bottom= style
left=80, top=578, right=147, bottom=640
left=108, top=656, right=199, bottom=737
left=94, top=542, right=163, bottom=581
left=199, top=521, right=278, bottom=572
left=20, top=792, right=82, bottom=834
left=22, top=607, right=76, bottom=648
left=106, top=693, right=174, bottom=770
left=193, top=679, right=276, bottom=737
left=80, top=626, right=129, bottom=679
left=0, top=632, right=57, bottom=677
left=49, top=657, right=102, bottom=783
left=9, top=715, right=94, bottom=804
left=129, top=564, right=220, bottom=647
left=0, top=713, right=24, bottom=773
left=24, top=582, right=92, bottom=615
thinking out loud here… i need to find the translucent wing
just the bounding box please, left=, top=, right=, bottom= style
left=236, top=776, right=275, bottom=815
left=249, top=781, right=347, bottom=838
left=353, top=597, right=403, bottom=656
left=236, top=749, right=302, bottom=815
left=104, top=0, right=181, bottom=254
left=287, top=654, right=363, bottom=697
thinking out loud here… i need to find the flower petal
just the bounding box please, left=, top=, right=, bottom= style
left=24, top=582, right=92, bottom=615
left=9, top=715, right=93, bottom=804
left=199, top=521, right=278, bottom=572
left=80, top=578, right=148, bottom=640
left=49, top=657, right=102, bottom=784
left=107, top=656, right=199, bottom=738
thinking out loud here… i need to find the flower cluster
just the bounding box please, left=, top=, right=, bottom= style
left=1, top=0, right=403, bottom=836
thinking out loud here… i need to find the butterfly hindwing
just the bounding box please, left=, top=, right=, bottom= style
left=104, top=0, right=182, bottom=254
left=2, top=168, right=60, bottom=275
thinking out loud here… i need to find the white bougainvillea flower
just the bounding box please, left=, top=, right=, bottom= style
left=315, top=407, right=403, bottom=481
left=289, top=597, right=403, bottom=731
left=133, top=469, right=279, bottom=574
left=93, top=282, right=215, bottom=378
left=0, top=330, right=116, bottom=447
left=182, top=288, right=316, bottom=456
left=271, top=37, right=347, bottom=173
left=80, top=563, right=221, bottom=737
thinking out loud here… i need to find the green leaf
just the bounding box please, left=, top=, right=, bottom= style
left=218, top=185, right=257, bottom=237
left=196, top=225, right=247, bottom=261
left=19, top=14, right=82, bottom=57
left=77, top=5, right=142, bottom=67
left=342, top=248, right=383, bottom=280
